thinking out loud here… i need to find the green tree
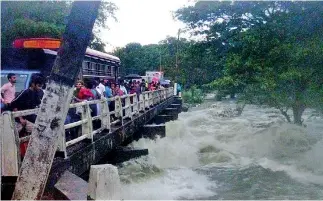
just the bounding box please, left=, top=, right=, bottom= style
left=176, top=1, right=323, bottom=124
left=1, top=0, right=117, bottom=51
left=113, top=35, right=222, bottom=88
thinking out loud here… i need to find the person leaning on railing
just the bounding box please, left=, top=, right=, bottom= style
left=105, top=81, right=116, bottom=121
left=66, top=80, right=96, bottom=140
left=10, top=74, right=45, bottom=157
left=10, top=75, right=45, bottom=134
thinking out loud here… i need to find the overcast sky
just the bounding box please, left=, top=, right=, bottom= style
left=100, top=0, right=193, bottom=52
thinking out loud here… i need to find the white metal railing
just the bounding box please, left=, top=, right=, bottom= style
left=1, top=87, right=174, bottom=176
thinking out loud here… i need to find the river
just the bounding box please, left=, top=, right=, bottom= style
left=117, top=100, right=323, bottom=199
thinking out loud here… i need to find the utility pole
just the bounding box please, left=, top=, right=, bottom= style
left=175, top=29, right=181, bottom=81
left=159, top=50, right=162, bottom=72
left=12, top=1, right=101, bottom=200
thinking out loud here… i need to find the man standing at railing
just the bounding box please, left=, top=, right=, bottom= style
left=97, top=78, right=107, bottom=97
left=120, top=80, right=128, bottom=95
left=1, top=73, right=16, bottom=111
left=10, top=75, right=45, bottom=157
left=10, top=75, right=45, bottom=134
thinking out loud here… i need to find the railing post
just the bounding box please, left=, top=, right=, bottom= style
left=82, top=102, right=93, bottom=142
left=101, top=98, right=111, bottom=131
left=1, top=112, right=20, bottom=176
left=150, top=92, right=154, bottom=106
left=57, top=126, right=67, bottom=158
left=144, top=93, right=149, bottom=109
left=124, top=96, right=131, bottom=120
left=156, top=91, right=159, bottom=104
left=152, top=91, right=155, bottom=105
left=158, top=90, right=161, bottom=103
left=174, top=83, right=178, bottom=96
left=139, top=94, right=145, bottom=112
left=132, top=94, right=138, bottom=115
left=156, top=90, right=159, bottom=104
left=114, top=96, right=123, bottom=125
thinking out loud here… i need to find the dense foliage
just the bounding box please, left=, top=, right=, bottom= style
left=1, top=1, right=117, bottom=51
left=175, top=1, right=323, bottom=125
left=114, top=36, right=221, bottom=87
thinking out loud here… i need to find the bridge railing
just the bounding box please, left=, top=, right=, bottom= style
left=1, top=87, right=174, bottom=176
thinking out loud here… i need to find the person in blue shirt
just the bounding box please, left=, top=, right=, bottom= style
left=105, top=82, right=112, bottom=98
left=177, top=83, right=182, bottom=96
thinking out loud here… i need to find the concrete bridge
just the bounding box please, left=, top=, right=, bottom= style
left=1, top=87, right=183, bottom=199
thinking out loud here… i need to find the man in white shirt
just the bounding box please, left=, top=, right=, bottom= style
left=96, top=79, right=107, bottom=97
left=120, top=81, right=128, bottom=95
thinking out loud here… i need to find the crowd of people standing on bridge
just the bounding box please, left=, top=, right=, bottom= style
left=71, top=78, right=166, bottom=103
left=1, top=73, right=171, bottom=157
left=68, top=78, right=168, bottom=131
left=1, top=72, right=177, bottom=158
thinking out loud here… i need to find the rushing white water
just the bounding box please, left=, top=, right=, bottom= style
left=118, top=100, right=323, bottom=200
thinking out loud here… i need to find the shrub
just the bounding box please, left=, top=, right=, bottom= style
left=182, top=85, right=204, bottom=104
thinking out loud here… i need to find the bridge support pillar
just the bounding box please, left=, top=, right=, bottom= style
left=173, top=97, right=183, bottom=105
left=170, top=104, right=182, bottom=112
left=163, top=108, right=179, bottom=116
left=54, top=171, right=88, bottom=200
left=107, top=147, right=148, bottom=164
left=88, top=164, right=121, bottom=200
left=151, top=114, right=178, bottom=124
left=141, top=124, right=166, bottom=139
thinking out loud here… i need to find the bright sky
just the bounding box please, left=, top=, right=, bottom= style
left=100, top=0, right=193, bottom=52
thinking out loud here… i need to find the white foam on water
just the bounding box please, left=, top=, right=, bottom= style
left=119, top=100, right=323, bottom=199
left=121, top=168, right=217, bottom=200
left=258, top=157, right=323, bottom=185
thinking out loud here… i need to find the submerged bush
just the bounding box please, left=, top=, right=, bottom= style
left=182, top=85, right=204, bottom=104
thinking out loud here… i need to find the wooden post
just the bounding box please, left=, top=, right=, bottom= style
left=12, top=1, right=101, bottom=200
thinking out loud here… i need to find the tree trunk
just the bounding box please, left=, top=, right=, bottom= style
left=279, top=108, right=291, bottom=123
left=12, top=2, right=101, bottom=200
left=292, top=105, right=305, bottom=125
left=236, top=102, right=246, bottom=116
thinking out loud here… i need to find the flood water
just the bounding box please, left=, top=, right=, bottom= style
left=117, top=100, right=323, bottom=199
